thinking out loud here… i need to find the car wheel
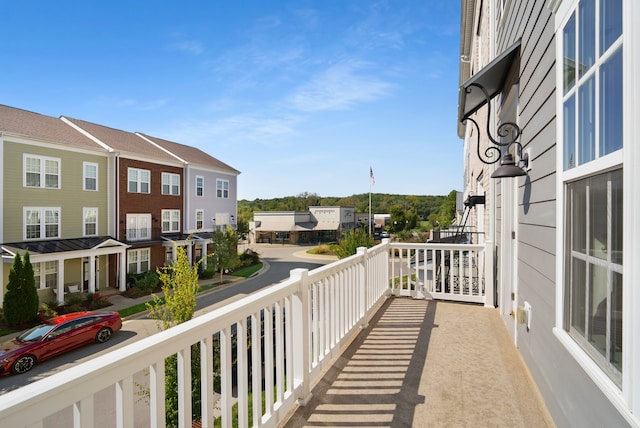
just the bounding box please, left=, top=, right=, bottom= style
left=11, top=354, right=36, bottom=375
left=95, top=327, right=113, bottom=343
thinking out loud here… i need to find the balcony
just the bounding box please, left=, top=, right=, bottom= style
left=0, top=240, right=552, bottom=427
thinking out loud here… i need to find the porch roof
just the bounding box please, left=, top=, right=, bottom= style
left=1, top=236, right=128, bottom=257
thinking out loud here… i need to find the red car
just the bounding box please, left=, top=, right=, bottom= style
left=0, top=311, right=122, bottom=375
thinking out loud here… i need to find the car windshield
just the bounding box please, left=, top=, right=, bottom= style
left=17, top=324, right=56, bottom=342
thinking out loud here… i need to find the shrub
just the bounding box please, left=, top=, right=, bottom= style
left=87, top=293, right=111, bottom=310
left=334, top=228, right=374, bottom=259
left=39, top=302, right=58, bottom=321
left=239, top=249, right=260, bottom=267
left=3, top=251, right=39, bottom=326
left=126, top=271, right=160, bottom=296
left=199, top=267, right=216, bottom=279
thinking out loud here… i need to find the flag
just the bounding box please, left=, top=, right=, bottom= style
left=370, top=167, right=375, bottom=185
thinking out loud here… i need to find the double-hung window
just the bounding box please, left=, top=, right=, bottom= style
left=196, top=176, right=204, bottom=197
left=83, top=208, right=98, bottom=236
left=216, top=179, right=229, bottom=198
left=162, top=172, right=180, bottom=195
left=128, top=248, right=150, bottom=274
left=196, top=209, right=204, bottom=230
left=162, top=210, right=180, bottom=233
left=128, top=168, right=150, bottom=193
left=84, top=162, right=98, bottom=191
left=24, top=154, right=60, bottom=189
left=558, top=0, right=624, bottom=387
left=24, top=207, right=60, bottom=240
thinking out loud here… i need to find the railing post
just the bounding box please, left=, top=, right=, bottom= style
left=484, top=240, right=495, bottom=308
left=356, top=247, right=368, bottom=328
left=291, top=268, right=312, bottom=406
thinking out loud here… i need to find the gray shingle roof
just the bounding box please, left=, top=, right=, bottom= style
left=138, top=133, right=240, bottom=175
left=62, top=117, right=180, bottom=163
left=0, top=105, right=106, bottom=151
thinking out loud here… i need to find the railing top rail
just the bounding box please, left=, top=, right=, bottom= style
left=390, top=242, right=484, bottom=251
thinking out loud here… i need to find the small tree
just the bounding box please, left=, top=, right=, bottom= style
left=3, top=250, right=39, bottom=326
left=211, top=227, right=240, bottom=284
left=334, top=228, right=374, bottom=259
left=146, top=244, right=201, bottom=426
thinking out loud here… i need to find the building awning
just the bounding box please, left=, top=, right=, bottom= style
left=458, top=39, right=521, bottom=122
left=314, top=222, right=341, bottom=231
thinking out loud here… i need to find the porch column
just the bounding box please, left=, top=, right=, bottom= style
left=89, top=255, right=96, bottom=294
left=201, top=241, right=208, bottom=269
left=119, top=250, right=127, bottom=292
left=56, top=259, right=65, bottom=305
left=187, top=241, right=193, bottom=265
left=484, top=240, right=495, bottom=308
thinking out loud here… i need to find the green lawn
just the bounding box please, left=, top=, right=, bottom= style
left=231, top=263, right=263, bottom=278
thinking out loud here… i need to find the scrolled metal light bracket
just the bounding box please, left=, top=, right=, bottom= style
left=462, top=82, right=529, bottom=178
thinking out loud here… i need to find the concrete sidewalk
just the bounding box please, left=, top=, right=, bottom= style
left=282, top=297, right=555, bottom=427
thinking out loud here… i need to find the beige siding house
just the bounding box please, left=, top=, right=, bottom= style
left=0, top=105, right=128, bottom=304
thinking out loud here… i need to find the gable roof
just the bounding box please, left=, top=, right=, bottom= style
left=62, top=116, right=179, bottom=164
left=137, top=133, right=240, bottom=175
left=0, top=105, right=106, bottom=151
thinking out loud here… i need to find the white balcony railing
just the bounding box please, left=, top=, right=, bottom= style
left=0, top=240, right=491, bottom=427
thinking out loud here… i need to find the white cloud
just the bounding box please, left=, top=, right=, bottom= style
left=154, top=114, right=303, bottom=149
left=169, top=40, right=204, bottom=55
left=289, top=59, right=392, bottom=112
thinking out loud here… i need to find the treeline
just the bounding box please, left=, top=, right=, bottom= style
left=237, top=191, right=458, bottom=232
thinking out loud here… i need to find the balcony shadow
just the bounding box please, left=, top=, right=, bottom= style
left=283, top=297, right=435, bottom=427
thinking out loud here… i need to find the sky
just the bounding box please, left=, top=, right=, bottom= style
left=1, top=0, right=462, bottom=200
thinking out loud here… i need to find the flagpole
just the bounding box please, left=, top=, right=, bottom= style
left=369, top=180, right=372, bottom=236
left=368, top=167, right=374, bottom=236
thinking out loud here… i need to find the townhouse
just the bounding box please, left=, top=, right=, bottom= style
left=0, top=105, right=239, bottom=305
left=458, top=0, right=639, bottom=426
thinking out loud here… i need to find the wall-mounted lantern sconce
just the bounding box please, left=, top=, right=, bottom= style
left=462, top=82, right=529, bottom=179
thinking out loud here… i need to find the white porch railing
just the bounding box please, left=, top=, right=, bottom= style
left=389, top=241, right=494, bottom=307
left=0, top=240, right=492, bottom=427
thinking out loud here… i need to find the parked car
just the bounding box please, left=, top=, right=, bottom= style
left=0, top=311, right=122, bottom=375
left=379, top=231, right=390, bottom=239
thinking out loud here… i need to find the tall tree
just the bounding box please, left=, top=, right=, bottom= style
left=3, top=251, right=39, bottom=326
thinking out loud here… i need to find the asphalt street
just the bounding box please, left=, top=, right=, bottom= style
left=0, top=244, right=336, bottom=394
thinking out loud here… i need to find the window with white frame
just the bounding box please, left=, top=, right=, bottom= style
left=162, top=172, right=180, bottom=195
left=33, top=263, right=42, bottom=289
left=128, top=248, right=150, bottom=274
left=24, top=207, right=60, bottom=240
left=83, top=208, right=98, bottom=236
left=128, top=168, right=150, bottom=193
left=126, top=214, right=151, bottom=241
left=24, top=154, right=60, bottom=189
left=84, top=162, right=98, bottom=191
left=162, top=209, right=180, bottom=233
left=560, top=0, right=623, bottom=385
left=196, top=176, right=204, bottom=197
left=45, top=261, right=57, bottom=288
left=196, top=209, right=204, bottom=230
left=216, top=179, right=229, bottom=198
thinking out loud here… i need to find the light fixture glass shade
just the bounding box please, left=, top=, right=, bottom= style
left=490, top=153, right=527, bottom=178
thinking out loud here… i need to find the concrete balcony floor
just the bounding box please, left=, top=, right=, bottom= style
left=283, top=297, right=555, bottom=427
